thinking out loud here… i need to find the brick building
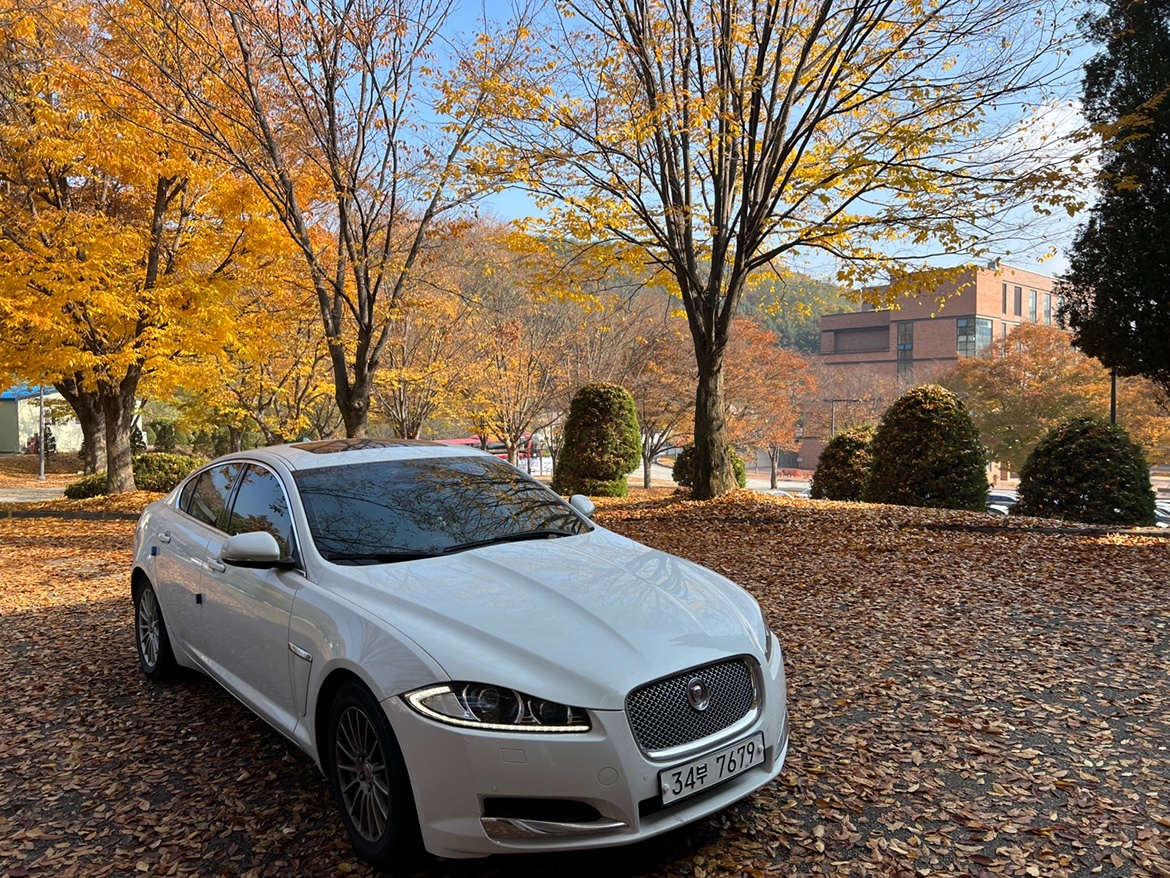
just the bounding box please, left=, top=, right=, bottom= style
left=819, top=263, right=1058, bottom=382
left=797, top=263, right=1058, bottom=469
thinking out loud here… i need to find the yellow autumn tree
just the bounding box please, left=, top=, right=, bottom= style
left=179, top=274, right=341, bottom=449
left=0, top=0, right=286, bottom=491
left=502, top=0, right=1081, bottom=498
left=101, top=0, right=540, bottom=439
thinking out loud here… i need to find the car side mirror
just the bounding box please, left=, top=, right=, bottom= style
left=568, top=494, right=595, bottom=520
left=221, top=531, right=295, bottom=569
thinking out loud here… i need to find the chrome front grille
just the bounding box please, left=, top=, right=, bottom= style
left=626, top=658, right=757, bottom=753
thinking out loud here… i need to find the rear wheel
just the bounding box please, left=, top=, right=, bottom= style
left=134, top=581, right=176, bottom=682
left=327, top=682, right=421, bottom=868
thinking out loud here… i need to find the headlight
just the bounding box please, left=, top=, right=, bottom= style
left=405, top=683, right=591, bottom=732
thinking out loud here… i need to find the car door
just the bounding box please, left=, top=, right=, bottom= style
left=151, top=463, right=242, bottom=665
left=199, top=462, right=303, bottom=736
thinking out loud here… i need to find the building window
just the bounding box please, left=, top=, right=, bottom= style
left=957, top=317, right=993, bottom=357
left=1002, top=321, right=1008, bottom=339
left=1002, top=283, right=1008, bottom=313
left=897, top=321, right=913, bottom=380
left=1029, top=290, right=1037, bottom=322
left=1014, top=286, right=1022, bottom=316
left=1044, top=293, right=1052, bottom=324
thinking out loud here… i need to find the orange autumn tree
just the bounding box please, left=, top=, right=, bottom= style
left=942, top=322, right=1170, bottom=470
left=725, top=320, right=817, bottom=489
left=625, top=297, right=697, bottom=488
left=0, top=0, right=283, bottom=491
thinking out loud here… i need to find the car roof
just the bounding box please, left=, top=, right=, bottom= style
left=218, top=439, right=494, bottom=472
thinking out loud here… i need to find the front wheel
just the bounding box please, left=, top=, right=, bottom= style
left=327, top=682, right=421, bottom=868
left=134, top=581, right=176, bottom=682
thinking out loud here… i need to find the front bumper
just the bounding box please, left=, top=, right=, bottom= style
left=384, top=647, right=788, bottom=859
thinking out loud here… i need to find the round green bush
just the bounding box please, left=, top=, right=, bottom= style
left=671, top=444, right=748, bottom=490
left=552, top=383, right=642, bottom=497
left=63, top=452, right=207, bottom=499
left=862, top=384, right=988, bottom=511
left=64, top=471, right=108, bottom=499
left=1013, top=416, right=1155, bottom=525
left=133, top=452, right=207, bottom=493
left=810, top=425, right=875, bottom=501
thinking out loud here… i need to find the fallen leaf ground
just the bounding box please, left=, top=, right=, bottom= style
left=2, top=491, right=1168, bottom=878
left=0, top=453, right=80, bottom=488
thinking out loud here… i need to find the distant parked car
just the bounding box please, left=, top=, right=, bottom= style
left=131, top=439, right=789, bottom=866
left=1155, top=501, right=1170, bottom=528
left=987, top=491, right=1018, bottom=516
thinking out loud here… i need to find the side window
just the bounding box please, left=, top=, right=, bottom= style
left=187, top=463, right=242, bottom=530
left=178, top=475, right=199, bottom=513
left=227, top=464, right=295, bottom=558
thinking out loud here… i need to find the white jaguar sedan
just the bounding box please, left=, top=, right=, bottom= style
left=131, top=439, right=789, bottom=867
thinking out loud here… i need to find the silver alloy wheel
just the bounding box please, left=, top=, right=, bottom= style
left=137, top=587, right=161, bottom=669
left=335, top=705, right=391, bottom=842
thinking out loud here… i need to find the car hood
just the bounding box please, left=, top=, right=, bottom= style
left=326, top=528, right=766, bottom=710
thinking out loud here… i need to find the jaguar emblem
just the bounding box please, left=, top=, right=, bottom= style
left=686, top=677, right=710, bottom=711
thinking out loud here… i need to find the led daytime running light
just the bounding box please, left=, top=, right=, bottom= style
left=406, top=684, right=591, bottom=733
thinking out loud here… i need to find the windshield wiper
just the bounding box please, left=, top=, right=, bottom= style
left=440, top=529, right=577, bottom=555
left=325, top=550, right=440, bottom=565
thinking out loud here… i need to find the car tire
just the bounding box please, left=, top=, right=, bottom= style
left=134, top=580, right=177, bottom=682
left=327, top=682, right=421, bottom=868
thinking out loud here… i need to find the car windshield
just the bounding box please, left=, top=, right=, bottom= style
left=293, top=455, right=591, bottom=564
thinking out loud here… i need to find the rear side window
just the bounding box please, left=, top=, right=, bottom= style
left=227, top=464, right=295, bottom=557
left=184, top=463, right=242, bottom=530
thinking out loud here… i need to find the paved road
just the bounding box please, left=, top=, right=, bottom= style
left=0, top=486, right=65, bottom=503
left=636, top=460, right=811, bottom=494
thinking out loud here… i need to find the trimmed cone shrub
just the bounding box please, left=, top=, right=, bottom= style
left=810, top=425, right=875, bottom=501
left=1013, top=416, right=1156, bottom=525
left=671, top=444, right=748, bottom=490
left=552, top=382, right=641, bottom=497
left=64, top=452, right=207, bottom=499
left=862, top=384, right=988, bottom=511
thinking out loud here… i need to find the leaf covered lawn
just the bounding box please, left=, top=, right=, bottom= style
left=2, top=492, right=1168, bottom=877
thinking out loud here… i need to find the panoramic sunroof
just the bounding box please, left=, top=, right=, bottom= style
left=291, top=438, right=444, bottom=454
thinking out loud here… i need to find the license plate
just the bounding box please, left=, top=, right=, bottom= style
left=659, top=732, right=765, bottom=804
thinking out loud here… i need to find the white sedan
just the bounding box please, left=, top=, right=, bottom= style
left=131, top=439, right=789, bottom=866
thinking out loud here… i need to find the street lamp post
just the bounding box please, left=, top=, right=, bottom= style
left=37, top=384, right=46, bottom=481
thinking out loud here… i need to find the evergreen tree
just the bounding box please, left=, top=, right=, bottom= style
left=1059, top=0, right=1170, bottom=395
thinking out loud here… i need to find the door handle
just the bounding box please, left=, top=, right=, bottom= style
left=207, top=558, right=226, bottom=573
left=159, top=532, right=172, bottom=544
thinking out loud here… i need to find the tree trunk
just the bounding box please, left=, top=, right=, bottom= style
left=692, top=354, right=736, bottom=500
left=504, top=436, right=519, bottom=466
left=228, top=425, right=243, bottom=453
left=769, top=450, right=779, bottom=490
left=55, top=378, right=105, bottom=475
left=100, top=369, right=140, bottom=494
left=337, top=381, right=370, bottom=438
left=643, top=448, right=653, bottom=489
